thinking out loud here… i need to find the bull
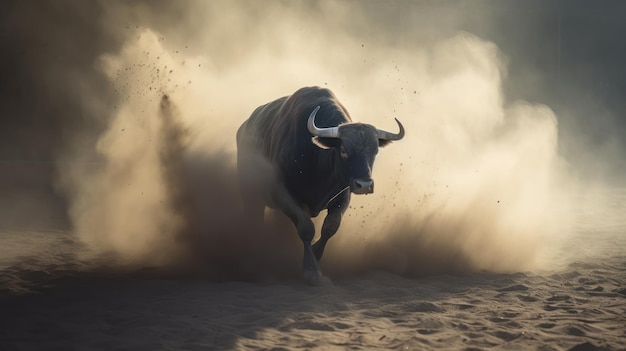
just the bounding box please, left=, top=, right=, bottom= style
left=236, top=86, right=404, bottom=284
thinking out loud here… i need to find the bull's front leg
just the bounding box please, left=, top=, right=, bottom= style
left=272, top=183, right=324, bottom=285
left=313, top=191, right=350, bottom=261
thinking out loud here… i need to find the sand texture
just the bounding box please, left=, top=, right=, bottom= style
left=1, top=262, right=625, bottom=350
left=1, top=228, right=625, bottom=351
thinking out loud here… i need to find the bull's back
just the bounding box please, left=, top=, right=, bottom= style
left=236, top=96, right=287, bottom=158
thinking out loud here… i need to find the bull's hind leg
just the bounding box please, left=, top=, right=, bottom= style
left=272, top=184, right=326, bottom=285
left=237, top=151, right=272, bottom=225
left=313, top=191, right=350, bottom=261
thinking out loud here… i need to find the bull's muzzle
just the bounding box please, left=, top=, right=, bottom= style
left=351, top=178, right=374, bottom=194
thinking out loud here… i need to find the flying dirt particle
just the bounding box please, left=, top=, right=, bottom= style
left=361, top=44, right=365, bottom=47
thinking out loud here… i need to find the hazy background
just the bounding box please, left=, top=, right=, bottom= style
left=1, top=0, right=624, bottom=283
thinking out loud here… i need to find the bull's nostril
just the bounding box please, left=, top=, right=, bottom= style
left=352, top=179, right=374, bottom=194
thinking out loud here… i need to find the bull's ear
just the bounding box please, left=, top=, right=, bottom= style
left=378, top=139, right=392, bottom=148
left=312, top=136, right=340, bottom=149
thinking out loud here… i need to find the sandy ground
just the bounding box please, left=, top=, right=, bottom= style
left=1, top=191, right=625, bottom=351
left=0, top=254, right=624, bottom=350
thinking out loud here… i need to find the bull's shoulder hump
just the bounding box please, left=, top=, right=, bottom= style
left=293, top=86, right=333, bottom=95
left=291, top=86, right=336, bottom=102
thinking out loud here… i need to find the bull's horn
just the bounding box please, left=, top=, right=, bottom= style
left=307, top=105, right=340, bottom=138
left=377, top=118, right=405, bottom=141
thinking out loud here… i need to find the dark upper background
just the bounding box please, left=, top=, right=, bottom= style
left=0, top=0, right=624, bottom=212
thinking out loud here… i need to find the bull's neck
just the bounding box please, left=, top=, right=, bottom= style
left=303, top=149, right=348, bottom=216
left=320, top=148, right=349, bottom=191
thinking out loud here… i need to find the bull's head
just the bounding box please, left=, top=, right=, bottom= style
left=308, top=105, right=405, bottom=195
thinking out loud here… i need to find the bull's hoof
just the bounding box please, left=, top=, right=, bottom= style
left=303, top=269, right=322, bottom=285
left=303, top=270, right=332, bottom=286
left=317, top=275, right=333, bottom=286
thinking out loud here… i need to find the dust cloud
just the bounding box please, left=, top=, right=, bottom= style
left=7, top=1, right=613, bottom=282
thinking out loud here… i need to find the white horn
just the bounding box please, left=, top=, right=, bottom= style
left=377, top=118, right=405, bottom=141
left=307, top=106, right=340, bottom=138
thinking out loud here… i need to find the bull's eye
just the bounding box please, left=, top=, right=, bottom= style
left=340, top=146, right=348, bottom=159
